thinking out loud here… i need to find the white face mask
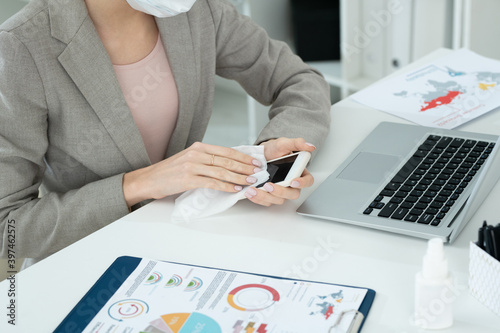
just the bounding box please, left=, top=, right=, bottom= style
left=126, top=0, right=197, bottom=18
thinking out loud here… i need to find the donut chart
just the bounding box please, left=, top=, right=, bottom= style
left=108, top=299, right=149, bottom=321
left=227, top=284, right=280, bottom=312
left=144, top=312, right=221, bottom=333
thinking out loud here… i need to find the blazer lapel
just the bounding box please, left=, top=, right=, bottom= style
left=50, top=0, right=151, bottom=170
left=156, top=15, right=199, bottom=158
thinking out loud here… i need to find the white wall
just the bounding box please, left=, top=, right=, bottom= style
left=215, top=0, right=294, bottom=95
left=467, top=0, right=500, bottom=60
left=249, top=0, right=294, bottom=49
left=0, top=0, right=28, bottom=25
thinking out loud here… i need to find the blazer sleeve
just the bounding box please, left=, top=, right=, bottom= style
left=0, top=31, right=130, bottom=260
left=208, top=0, right=331, bottom=147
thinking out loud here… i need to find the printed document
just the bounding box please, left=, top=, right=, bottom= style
left=81, top=259, right=368, bottom=333
left=351, top=49, right=500, bottom=129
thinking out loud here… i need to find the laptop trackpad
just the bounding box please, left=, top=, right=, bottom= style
left=338, top=152, right=400, bottom=184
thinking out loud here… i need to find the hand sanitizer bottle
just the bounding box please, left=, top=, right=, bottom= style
left=414, top=238, right=453, bottom=329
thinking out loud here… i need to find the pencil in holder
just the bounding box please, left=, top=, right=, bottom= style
left=469, top=241, right=500, bottom=316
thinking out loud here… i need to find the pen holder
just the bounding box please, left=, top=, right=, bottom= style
left=469, top=241, right=500, bottom=317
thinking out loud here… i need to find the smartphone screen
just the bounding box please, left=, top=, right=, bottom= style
left=256, top=154, right=298, bottom=188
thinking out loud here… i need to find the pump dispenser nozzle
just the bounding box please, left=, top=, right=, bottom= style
left=422, top=238, right=448, bottom=280
left=414, top=238, right=454, bottom=329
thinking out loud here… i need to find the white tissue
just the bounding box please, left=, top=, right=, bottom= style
left=171, top=145, right=269, bottom=222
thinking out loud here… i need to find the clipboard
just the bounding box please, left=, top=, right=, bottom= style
left=54, top=256, right=375, bottom=333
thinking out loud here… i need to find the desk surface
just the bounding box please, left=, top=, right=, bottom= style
left=2, top=49, right=500, bottom=332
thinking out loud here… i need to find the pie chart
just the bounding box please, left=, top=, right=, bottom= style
left=144, top=272, right=162, bottom=285
left=142, top=312, right=221, bottom=333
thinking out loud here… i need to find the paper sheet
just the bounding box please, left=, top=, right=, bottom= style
left=351, top=48, right=500, bottom=129
left=81, top=259, right=368, bottom=333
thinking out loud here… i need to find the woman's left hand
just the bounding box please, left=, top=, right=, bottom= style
left=244, top=137, right=316, bottom=206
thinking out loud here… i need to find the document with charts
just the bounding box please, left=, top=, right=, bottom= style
left=351, top=48, right=500, bottom=129
left=56, top=256, right=375, bottom=333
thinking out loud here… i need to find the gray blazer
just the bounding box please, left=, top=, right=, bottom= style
left=0, top=0, right=331, bottom=260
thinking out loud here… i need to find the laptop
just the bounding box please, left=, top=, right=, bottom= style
left=297, top=122, right=500, bottom=243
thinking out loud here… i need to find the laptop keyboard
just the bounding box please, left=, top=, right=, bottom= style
left=363, top=135, right=495, bottom=226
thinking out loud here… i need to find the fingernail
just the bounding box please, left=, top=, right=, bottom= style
left=306, top=142, right=316, bottom=149
left=245, top=187, right=257, bottom=198
left=254, top=167, right=263, bottom=174
left=246, top=176, right=257, bottom=184
left=234, top=185, right=243, bottom=191
left=252, top=159, right=262, bottom=167
left=291, top=180, right=300, bottom=188
left=263, top=183, right=274, bottom=192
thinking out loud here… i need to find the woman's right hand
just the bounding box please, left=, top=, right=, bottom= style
left=122, top=142, right=262, bottom=208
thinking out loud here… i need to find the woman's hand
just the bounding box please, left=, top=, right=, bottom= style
left=123, top=142, right=262, bottom=207
left=244, top=137, right=316, bottom=206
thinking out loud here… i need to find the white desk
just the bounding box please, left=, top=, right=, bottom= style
left=2, top=49, right=500, bottom=332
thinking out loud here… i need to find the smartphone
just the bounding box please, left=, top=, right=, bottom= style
left=256, top=151, right=311, bottom=189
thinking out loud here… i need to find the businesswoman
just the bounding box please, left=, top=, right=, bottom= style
left=0, top=0, right=331, bottom=263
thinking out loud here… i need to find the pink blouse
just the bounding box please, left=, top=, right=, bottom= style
left=113, top=35, right=179, bottom=164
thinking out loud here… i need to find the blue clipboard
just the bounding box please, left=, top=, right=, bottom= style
left=54, top=256, right=376, bottom=333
